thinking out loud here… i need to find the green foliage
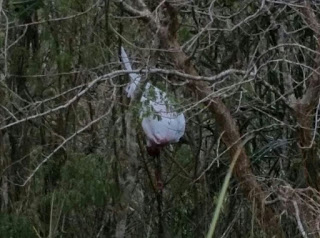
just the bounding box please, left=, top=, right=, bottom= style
left=178, top=27, right=191, bottom=42
left=0, top=214, right=35, bottom=238
left=176, top=144, right=192, bottom=164
left=3, top=0, right=319, bottom=237
left=57, top=52, right=73, bottom=72
left=81, top=43, right=109, bottom=68
left=9, top=46, right=28, bottom=72
left=57, top=153, right=117, bottom=210
left=58, top=0, right=90, bottom=13
left=9, top=0, right=43, bottom=19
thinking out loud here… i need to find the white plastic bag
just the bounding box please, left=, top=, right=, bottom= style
left=120, top=47, right=185, bottom=153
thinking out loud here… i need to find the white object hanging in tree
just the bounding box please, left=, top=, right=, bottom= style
left=121, top=47, right=185, bottom=155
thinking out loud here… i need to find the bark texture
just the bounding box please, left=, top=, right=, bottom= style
left=294, top=2, right=320, bottom=190
left=122, top=1, right=285, bottom=236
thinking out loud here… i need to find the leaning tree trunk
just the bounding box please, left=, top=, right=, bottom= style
left=119, top=1, right=285, bottom=236
left=293, top=2, right=320, bottom=191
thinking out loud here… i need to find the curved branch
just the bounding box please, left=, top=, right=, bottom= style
left=120, top=0, right=285, bottom=236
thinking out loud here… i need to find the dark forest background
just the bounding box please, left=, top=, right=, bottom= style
left=1, top=0, right=320, bottom=237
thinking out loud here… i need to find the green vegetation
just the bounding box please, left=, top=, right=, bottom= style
left=1, top=0, right=320, bottom=237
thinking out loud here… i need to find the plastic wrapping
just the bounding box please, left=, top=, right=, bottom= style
left=121, top=47, right=185, bottom=150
